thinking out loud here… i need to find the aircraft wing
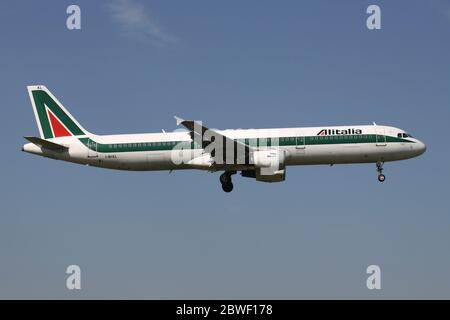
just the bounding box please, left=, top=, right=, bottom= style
left=174, top=116, right=251, bottom=164
left=24, top=136, right=68, bottom=151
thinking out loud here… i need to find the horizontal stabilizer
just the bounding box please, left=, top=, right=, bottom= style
left=24, top=136, right=68, bottom=151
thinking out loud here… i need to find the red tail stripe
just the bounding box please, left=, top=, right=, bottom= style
left=47, top=109, right=72, bottom=137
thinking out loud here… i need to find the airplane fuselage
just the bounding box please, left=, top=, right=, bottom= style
left=23, top=124, right=426, bottom=171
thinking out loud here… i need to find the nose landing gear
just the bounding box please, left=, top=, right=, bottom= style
left=220, top=171, right=236, bottom=192
left=376, top=161, right=385, bottom=182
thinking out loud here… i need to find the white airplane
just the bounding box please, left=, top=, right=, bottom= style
left=22, top=85, right=426, bottom=192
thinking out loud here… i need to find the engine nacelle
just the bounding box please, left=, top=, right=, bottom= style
left=249, top=149, right=286, bottom=183
left=252, top=149, right=285, bottom=168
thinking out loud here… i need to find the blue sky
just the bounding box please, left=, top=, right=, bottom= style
left=0, top=0, right=449, bottom=298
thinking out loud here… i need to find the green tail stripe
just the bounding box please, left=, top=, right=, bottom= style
left=32, top=90, right=85, bottom=139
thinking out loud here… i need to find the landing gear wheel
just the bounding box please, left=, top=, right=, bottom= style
left=376, top=161, right=385, bottom=182
left=222, top=182, right=233, bottom=193
left=219, top=172, right=231, bottom=185
left=219, top=171, right=236, bottom=192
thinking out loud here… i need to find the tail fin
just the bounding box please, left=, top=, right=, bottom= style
left=27, top=85, right=89, bottom=139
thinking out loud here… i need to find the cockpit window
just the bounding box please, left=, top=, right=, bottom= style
left=399, top=133, right=413, bottom=138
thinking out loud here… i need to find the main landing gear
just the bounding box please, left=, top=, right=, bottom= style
left=376, top=161, right=386, bottom=182
left=220, top=171, right=236, bottom=192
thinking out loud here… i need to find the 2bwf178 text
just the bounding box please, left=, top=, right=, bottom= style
left=176, top=304, right=272, bottom=318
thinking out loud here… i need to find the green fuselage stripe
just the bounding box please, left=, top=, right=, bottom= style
left=79, top=134, right=413, bottom=153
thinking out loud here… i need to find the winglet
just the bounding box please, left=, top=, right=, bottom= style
left=174, top=116, right=184, bottom=126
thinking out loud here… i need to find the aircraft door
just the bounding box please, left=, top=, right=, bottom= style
left=294, top=136, right=306, bottom=159
left=375, top=126, right=387, bottom=146
left=87, top=138, right=98, bottom=158
left=296, top=136, right=305, bottom=149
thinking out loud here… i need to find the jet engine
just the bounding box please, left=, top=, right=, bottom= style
left=243, top=149, right=286, bottom=182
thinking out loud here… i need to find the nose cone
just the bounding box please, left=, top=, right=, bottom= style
left=416, top=140, right=426, bottom=156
